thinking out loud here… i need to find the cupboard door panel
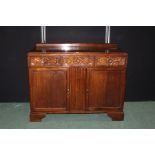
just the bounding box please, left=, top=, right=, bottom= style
left=88, top=69, right=107, bottom=109
left=88, top=69, right=124, bottom=109
left=30, top=68, right=68, bottom=110
left=69, top=67, right=87, bottom=111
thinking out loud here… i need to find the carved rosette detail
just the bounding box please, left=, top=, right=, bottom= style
left=95, top=56, right=126, bottom=66
left=61, top=56, right=94, bottom=66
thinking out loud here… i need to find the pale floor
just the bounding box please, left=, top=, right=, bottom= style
left=0, top=101, right=155, bottom=129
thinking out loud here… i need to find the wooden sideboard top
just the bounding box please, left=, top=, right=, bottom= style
left=28, top=51, right=128, bottom=56
left=28, top=43, right=128, bottom=67
left=35, top=43, right=119, bottom=52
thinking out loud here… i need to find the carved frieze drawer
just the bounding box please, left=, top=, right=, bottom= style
left=29, top=56, right=94, bottom=67
left=95, top=56, right=127, bottom=67
left=29, top=56, right=61, bottom=67
left=61, top=56, right=94, bottom=67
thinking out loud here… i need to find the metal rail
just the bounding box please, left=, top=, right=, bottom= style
left=41, top=26, right=111, bottom=44
left=41, top=26, right=46, bottom=43
left=105, top=26, right=111, bottom=43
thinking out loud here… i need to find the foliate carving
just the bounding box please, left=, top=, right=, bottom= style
left=95, top=56, right=126, bottom=66
left=30, top=56, right=94, bottom=67
left=29, top=55, right=126, bottom=67
left=30, top=56, right=60, bottom=66
left=61, top=56, right=94, bottom=66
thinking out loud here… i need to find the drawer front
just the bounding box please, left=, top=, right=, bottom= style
left=29, top=55, right=127, bottom=67
left=29, top=56, right=94, bottom=67
left=29, top=56, right=61, bottom=67
left=61, top=56, right=94, bottom=67
left=95, top=56, right=127, bottom=67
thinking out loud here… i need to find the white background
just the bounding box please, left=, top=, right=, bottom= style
left=0, top=130, right=155, bottom=155
left=0, top=0, right=155, bottom=26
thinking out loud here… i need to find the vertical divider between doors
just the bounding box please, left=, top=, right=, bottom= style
left=85, top=67, right=90, bottom=111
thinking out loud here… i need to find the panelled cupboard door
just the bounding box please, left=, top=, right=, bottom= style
left=69, top=67, right=87, bottom=112
left=29, top=68, right=69, bottom=112
left=87, top=68, right=125, bottom=110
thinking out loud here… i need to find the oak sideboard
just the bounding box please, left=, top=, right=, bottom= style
left=28, top=43, right=128, bottom=121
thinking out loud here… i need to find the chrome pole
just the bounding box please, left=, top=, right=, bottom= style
left=105, top=26, right=111, bottom=43
left=43, top=26, right=46, bottom=43
left=41, top=26, right=46, bottom=43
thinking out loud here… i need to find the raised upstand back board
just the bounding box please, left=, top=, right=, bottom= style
left=28, top=43, right=128, bottom=122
